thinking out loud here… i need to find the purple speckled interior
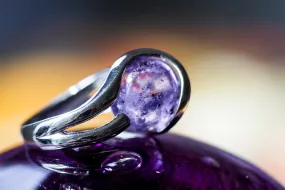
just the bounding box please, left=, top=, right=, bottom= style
left=111, top=55, right=181, bottom=133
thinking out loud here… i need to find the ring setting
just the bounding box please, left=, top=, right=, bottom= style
left=21, top=48, right=191, bottom=150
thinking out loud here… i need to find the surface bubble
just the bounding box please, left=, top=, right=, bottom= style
left=60, top=183, right=81, bottom=190
left=201, top=156, right=220, bottom=168
left=101, top=151, right=142, bottom=174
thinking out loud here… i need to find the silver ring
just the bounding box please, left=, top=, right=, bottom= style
left=21, top=48, right=191, bottom=150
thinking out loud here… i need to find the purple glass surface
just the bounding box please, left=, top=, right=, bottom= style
left=0, top=133, right=283, bottom=190
left=111, top=55, right=181, bottom=133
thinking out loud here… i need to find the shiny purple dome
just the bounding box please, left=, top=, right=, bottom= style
left=0, top=133, right=283, bottom=190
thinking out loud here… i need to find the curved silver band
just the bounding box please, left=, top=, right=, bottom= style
left=21, top=69, right=130, bottom=150
left=21, top=48, right=191, bottom=150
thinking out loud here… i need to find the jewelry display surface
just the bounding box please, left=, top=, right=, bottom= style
left=0, top=133, right=283, bottom=190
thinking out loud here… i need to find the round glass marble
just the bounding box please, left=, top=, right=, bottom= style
left=111, top=55, right=181, bottom=133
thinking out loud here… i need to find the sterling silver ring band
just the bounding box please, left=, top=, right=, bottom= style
left=21, top=48, right=191, bottom=150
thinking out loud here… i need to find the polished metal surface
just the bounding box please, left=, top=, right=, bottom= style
left=21, top=49, right=191, bottom=150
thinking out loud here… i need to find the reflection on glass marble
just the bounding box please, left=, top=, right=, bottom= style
left=0, top=133, right=283, bottom=190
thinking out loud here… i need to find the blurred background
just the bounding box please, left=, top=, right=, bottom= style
left=0, top=0, right=284, bottom=185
